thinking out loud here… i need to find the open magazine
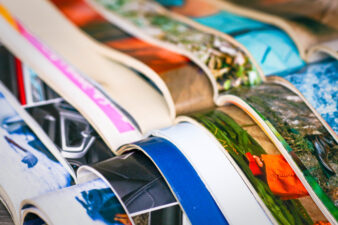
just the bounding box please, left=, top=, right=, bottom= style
left=0, top=1, right=337, bottom=225
left=154, top=0, right=338, bottom=134
left=42, top=0, right=337, bottom=136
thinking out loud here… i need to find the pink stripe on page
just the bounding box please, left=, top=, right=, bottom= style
left=16, top=22, right=135, bottom=133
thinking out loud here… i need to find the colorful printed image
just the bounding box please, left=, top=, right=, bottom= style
left=191, top=107, right=329, bottom=225
left=155, top=0, right=305, bottom=75
left=0, top=90, right=72, bottom=214
left=50, top=0, right=214, bottom=114
left=79, top=18, right=190, bottom=74
left=195, top=12, right=305, bottom=74
left=26, top=100, right=114, bottom=170
left=22, top=178, right=130, bottom=225
left=23, top=65, right=59, bottom=104
left=91, top=151, right=182, bottom=225
left=50, top=0, right=261, bottom=93
left=76, top=182, right=131, bottom=225
left=0, top=45, right=58, bottom=105
left=229, top=83, right=338, bottom=220
left=98, top=0, right=261, bottom=90
left=278, top=59, right=338, bottom=134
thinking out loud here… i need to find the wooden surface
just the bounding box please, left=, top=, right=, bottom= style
left=0, top=202, right=14, bottom=225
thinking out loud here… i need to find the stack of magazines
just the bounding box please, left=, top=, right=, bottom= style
left=0, top=0, right=336, bottom=224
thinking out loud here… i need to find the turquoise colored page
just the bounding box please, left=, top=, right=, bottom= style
left=155, top=0, right=305, bottom=75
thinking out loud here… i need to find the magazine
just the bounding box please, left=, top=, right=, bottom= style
left=153, top=0, right=338, bottom=134
left=0, top=1, right=336, bottom=225
left=0, top=80, right=189, bottom=224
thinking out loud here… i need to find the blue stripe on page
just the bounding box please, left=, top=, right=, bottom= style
left=134, top=136, right=229, bottom=225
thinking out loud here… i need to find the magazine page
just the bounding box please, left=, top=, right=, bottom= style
left=151, top=122, right=274, bottom=224
left=272, top=59, right=338, bottom=135
left=153, top=0, right=338, bottom=136
left=0, top=0, right=172, bottom=133
left=223, top=83, right=337, bottom=223
left=47, top=0, right=265, bottom=109
left=89, top=0, right=265, bottom=90
left=48, top=0, right=216, bottom=115
left=183, top=104, right=329, bottom=225
left=21, top=178, right=132, bottom=225
left=118, top=137, right=228, bottom=225
left=0, top=6, right=146, bottom=153
left=0, top=45, right=120, bottom=171
left=4, top=0, right=214, bottom=117
left=154, top=0, right=306, bottom=76
left=210, top=0, right=338, bottom=60
left=0, top=82, right=74, bottom=225
left=78, top=151, right=187, bottom=225
left=307, top=39, right=338, bottom=61
left=0, top=46, right=60, bottom=106
left=25, top=98, right=116, bottom=170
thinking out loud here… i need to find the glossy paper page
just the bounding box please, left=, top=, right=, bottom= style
left=120, top=137, right=228, bottom=225
left=0, top=0, right=172, bottom=133
left=79, top=151, right=183, bottom=225
left=154, top=0, right=337, bottom=135
left=156, top=0, right=305, bottom=75
left=22, top=179, right=131, bottom=225
left=276, top=59, right=338, bottom=134
left=49, top=0, right=215, bottom=115
left=152, top=121, right=274, bottom=224
left=0, top=6, right=143, bottom=151
left=190, top=105, right=329, bottom=225
left=228, top=83, right=338, bottom=221
left=0, top=83, right=73, bottom=224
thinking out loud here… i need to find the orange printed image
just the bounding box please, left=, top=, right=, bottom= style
left=50, top=0, right=192, bottom=75
left=107, top=38, right=189, bottom=74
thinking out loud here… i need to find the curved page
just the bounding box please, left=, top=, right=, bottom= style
left=21, top=178, right=132, bottom=225
left=78, top=151, right=185, bottom=225
left=227, top=83, right=338, bottom=223
left=0, top=201, right=13, bottom=225
left=211, top=0, right=338, bottom=60
left=118, top=137, right=228, bottom=225
left=141, top=0, right=337, bottom=136
left=25, top=98, right=116, bottom=170
left=155, top=0, right=305, bottom=76
left=50, top=0, right=262, bottom=99
left=0, top=6, right=143, bottom=152
left=0, top=83, right=74, bottom=225
left=307, top=40, right=338, bottom=61
left=155, top=0, right=337, bottom=136
left=0, top=47, right=117, bottom=169
left=188, top=104, right=329, bottom=225
left=274, top=60, right=338, bottom=135
left=48, top=0, right=215, bottom=115
left=0, top=0, right=172, bottom=133
left=151, top=122, right=273, bottom=225
left=90, top=0, right=264, bottom=90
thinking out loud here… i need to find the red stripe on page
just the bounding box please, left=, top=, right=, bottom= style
left=14, top=58, right=26, bottom=105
